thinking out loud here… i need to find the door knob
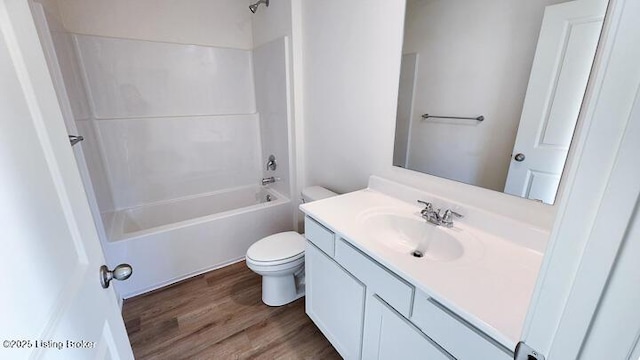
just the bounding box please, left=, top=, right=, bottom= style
left=100, top=264, right=132, bottom=289
left=69, top=135, right=84, bottom=146
left=514, top=153, right=526, bottom=162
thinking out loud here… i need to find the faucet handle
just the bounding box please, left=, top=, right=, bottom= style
left=417, top=200, right=432, bottom=209
left=417, top=200, right=435, bottom=218
left=442, top=209, right=463, bottom=220
left=266, top=154, right=277, bottom=171
left=439, top=209, right=463, bottom=228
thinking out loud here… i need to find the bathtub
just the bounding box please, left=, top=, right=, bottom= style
left=104, top=185, right=293, bottom=298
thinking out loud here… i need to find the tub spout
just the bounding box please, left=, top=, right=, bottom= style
left=261, top=177, right=279, bottom=186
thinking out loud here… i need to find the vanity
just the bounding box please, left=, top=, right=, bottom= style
left=298, top=0, right=605, bottom=355
left=300, top=177, right=548, bottom=360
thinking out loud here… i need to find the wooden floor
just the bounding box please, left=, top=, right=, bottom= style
left=122, top=261, right=341, bottom=360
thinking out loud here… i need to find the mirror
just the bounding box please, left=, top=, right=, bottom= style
left=393, top=0, right=607, bottom=204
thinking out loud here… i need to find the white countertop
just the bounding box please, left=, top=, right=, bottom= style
left=300, top=188, right=544, bottom=350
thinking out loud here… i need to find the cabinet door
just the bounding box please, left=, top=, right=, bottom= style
left=363, top=295, right=453, bottom=360
left=306, top=242, right=366, bottom=359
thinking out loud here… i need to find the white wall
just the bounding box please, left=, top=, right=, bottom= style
left=301, top=0, right=406, bottom=194
left=96, top=115, right=261, bottom=209
left=393, top=53, right=418, bottom=168
left=55, top=0, right=253, bottom=49
left=40, top=0, right=301, bottom=214
left=35, top=0, right=264, bottom=215
left=49, top=32, right=116, bottom=210
left=34, top=1, right=117, bottom=242
left=74, top=35, right=261, bottom=210
left=74, top=35, right=256, bottom=118
left=254, top=38, right=292, bottom=198
left=31, top=0, right=122, bottom=249
left=37, top=0, right=61, bottom=21
left=403, top=0, right=570, bottom=192
left=301, top=0, right=556, bottom=229
left=251, top=0, right=306, bottom=228
left=252, top=0, right=293, bottom=48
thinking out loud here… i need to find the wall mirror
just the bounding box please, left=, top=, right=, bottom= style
left=393, top=0, right=607, bottom=204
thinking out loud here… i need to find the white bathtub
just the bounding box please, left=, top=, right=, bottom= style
left=104, top=185, right=293, bottom=298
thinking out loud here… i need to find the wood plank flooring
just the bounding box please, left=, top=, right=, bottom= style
left=122, top=261, right=341, bottom=360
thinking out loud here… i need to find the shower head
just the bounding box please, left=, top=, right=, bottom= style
left=249, top=0, right=269, bottom=13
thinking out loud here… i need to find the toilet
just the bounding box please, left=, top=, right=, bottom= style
left=246, top=186, right=337, bottom=306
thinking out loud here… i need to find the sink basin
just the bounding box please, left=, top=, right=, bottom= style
left=359, top=212, right=465, bottom=262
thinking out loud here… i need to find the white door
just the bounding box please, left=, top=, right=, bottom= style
left=305, top=242, right=365, bottom=360
left=504, top=0, right=605, bottom=204
left=520, top=0, right=640, bottom=357
left=0, top=1, right=133, bottom=359
left=576, top=207, right=640, bottom=360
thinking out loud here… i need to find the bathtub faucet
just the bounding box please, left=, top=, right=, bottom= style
left=261, top=177, right=279, bottom=186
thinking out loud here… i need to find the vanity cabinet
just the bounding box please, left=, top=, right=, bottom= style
left=362, top=295, right=452, bottom=360
left=304, top=215, right=512, bottom=360
left=334, top=238, right=413, bottom=317
left=411, top=292, right=512, bottom=360
left=305, top=240, right=365, bottom=359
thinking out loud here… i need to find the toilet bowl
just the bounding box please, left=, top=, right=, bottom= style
left=246, top=186, right=337, bottom=306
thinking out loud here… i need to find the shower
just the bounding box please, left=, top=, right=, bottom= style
left=249, top=0, right=269, bottom=13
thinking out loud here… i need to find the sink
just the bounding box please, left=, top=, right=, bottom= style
left=358, top=212, right=466, bottom=262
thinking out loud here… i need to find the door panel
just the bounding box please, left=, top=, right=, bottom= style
left=0, top=1, right=133, bottom=359
left=363, top=295, right=451, bottom=360
left=521, top=0, right=640, bottom=356
left=305, top=242, right=365, bottom=360
left=504, top=0, right=605, bottom=204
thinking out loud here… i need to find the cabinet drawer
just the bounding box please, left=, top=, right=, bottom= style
left=335, top=238, right=414, bottom=317
left=305, top=216, right=335, bottom=257
left=411, top=291, right=512, bottom=360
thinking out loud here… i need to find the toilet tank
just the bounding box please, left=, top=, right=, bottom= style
left=301, top=186, right=337, bottom=203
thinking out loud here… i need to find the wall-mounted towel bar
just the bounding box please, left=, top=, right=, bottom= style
left=421, top=114, right=484, bottom=122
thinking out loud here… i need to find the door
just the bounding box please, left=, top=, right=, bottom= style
left=519, top=0, right=640, bottom=358
left=504, top=0, right=605, bottom=204
left=0, top=1, right=133, bottom=359
left=305, top=242, right=366, bottom=360
left=362, top=295, right=451, bottom=360
left=576, top=208, right=640, bottom=360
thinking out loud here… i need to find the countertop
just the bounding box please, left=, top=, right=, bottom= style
left=300, top=188, right=544, bottom=350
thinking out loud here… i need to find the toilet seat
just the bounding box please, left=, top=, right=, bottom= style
left=246, top=231, right=305, bottom=266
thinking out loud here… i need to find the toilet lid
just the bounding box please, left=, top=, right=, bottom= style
left=247, top=231, right=305, bottom=263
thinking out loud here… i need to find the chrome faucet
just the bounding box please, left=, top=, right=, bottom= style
left=261, top=176, right=278, bottom=186
left=417, top=200, right=463, bottom=228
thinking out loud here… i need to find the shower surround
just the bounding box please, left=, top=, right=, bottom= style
left=36, top=5, right=295, bottom=297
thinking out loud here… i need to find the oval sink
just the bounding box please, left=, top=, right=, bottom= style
left=359, top=212, right=465, bottom=262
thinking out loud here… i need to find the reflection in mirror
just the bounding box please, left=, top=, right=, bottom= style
left=393, top=0, right=607, bottom=204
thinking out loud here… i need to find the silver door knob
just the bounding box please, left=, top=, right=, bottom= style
left=514, top=153, right=526, bottom=162
left=69, top=135, right=84, bottom=146
left=100, top=264, right=133, bottom=289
